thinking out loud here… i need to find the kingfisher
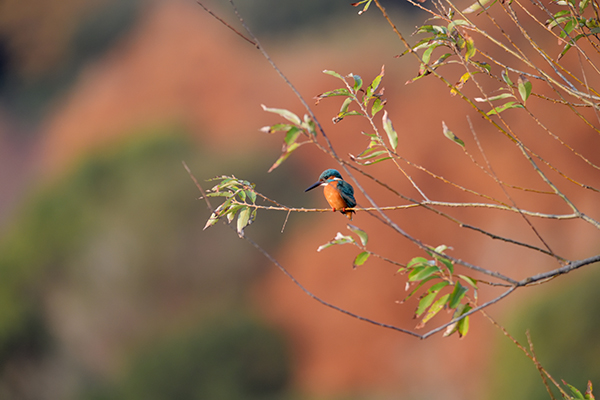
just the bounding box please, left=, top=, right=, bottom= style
left=305, top=169, right=356, bottom=220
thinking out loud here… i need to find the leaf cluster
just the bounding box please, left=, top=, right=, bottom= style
left=203, top=176, right=258, bottom=237
left=545, top=0, right=600, bottom=59
left=260, top=105, right=317, bottom=173
left=399, top=245, right=477, bottom=337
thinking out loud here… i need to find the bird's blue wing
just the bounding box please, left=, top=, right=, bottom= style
left=337, top=181, right=356, bottom=208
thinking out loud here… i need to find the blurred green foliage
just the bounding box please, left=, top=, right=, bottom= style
left=0, top=126, right=300, bottom=399
left=490, top=268, right=600, bottom=400
left=110, top=313, right=290, bottom=400
left=232, top=0, right=410, bottom=36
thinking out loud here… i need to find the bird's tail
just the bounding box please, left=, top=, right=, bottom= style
left=343, top=209, right=355, bottom=220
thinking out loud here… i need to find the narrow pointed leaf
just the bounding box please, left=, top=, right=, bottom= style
left=474, top=92, right=514, bottom=102
left=409, top=265, right=441, bottom=281
left=226, top=204, right=244, bottom=223
left=458, top=274, right=478, bottom=288
left=261, top=104, right=302, bottom=125
left=237, top=207, right=251, bottom=236
left=416, top=291, right=439, bottom=317
left=348, top=224, right=368, bottom=246
left=203, top=212, right=220, bottom=230
left=457, top=307, right=471, bottom=337
left=318, top=232, right=355, bottom=251
left=501, top=70, right=513, bottom=86
left=448, top=282, right=468, bottom=309
left=407, top=256, right=431, bottom=268
left=322, top=70, right=344, bottom=80
left=371, top=97, right=385, bottom=116
left=365, top=65, right=385, bottom=101
left=442, top=121, right=465, bottom=147
left=487, top=101, right=524, bottom=115
left=420, top=293, right=450, bottom=326
left=268, top=142, right=301, bottom=173
left=284, top=127, right=302, bottom=146
left=463, top=0, right=496, bottom=13
left=382, top=110, right=398, bottom=150
left=401, top=276, right=438, bottom=301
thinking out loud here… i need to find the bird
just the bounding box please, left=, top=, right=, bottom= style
left=305, top=169, right=356, bottom=220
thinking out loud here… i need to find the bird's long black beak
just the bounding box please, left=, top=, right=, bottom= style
left=305, top=181, right=321, bottom=192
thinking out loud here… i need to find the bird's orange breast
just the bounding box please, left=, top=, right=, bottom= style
left=323, top=182, right=348, bottom=211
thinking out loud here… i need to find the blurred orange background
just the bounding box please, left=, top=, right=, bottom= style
left=0, top=0, right=599, bottom=399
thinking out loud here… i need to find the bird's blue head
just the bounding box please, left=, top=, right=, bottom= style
left=318, top=169, right=343, bottom=182
left=305, top=169, right=344, bottom=192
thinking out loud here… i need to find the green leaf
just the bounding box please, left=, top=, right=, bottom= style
left=236, top=206, right=251, bottom=237
left=333, top=97, right=356, bottom=123
left=226, top=204, right=244, bottom=223
left=416, top=25, right=447, bottom=35
left=302, top=114, right=317, bottom=136
left=448, top=19, right=472, bottom=32
left=261, top=104, right=301, bottom=125
left=382, top=110, right=398, bottom=150
left=517, top=75, right=532, bottom=103
left=458, top=274, right=478, bottom=288
left=353, top=149, right=388, bottom=161
left=322, top=69, right=344, bottom=80
left=407, top=256, right=431, bottom=269
left=438, top=257, right=454, bottom=274
left=442, top=121, right=465, bottom=147
left=339, top=97, right=353, bottom=114
left=245, top=190, right=257, bottom=203
left=317, top=232, right=355, bottom=252
left=486, top=101, right=524, bottom=115
left=365, top=65, right=385, bottom=101
left=334, top=110, right=364, bottom=123
left=401, top=276, right=437, bottom=301
left=463, top=0, right=496, bottom=13
left=580, top=0, right=590, bottom=13
left=420, top=293, right=450, bottom=326
left=501, top=70, right=513, bottom=86
left=443, top=303, right=472, bottom=337
left=353, top=251, right=370, bottom=267
left=472, top=60, right=491, bottom=73
left=447, top=282, right=468, bottom=309
left=431, top=53, right=452, bottom=68
left=465, top=35, right=476, bottom=61
left=284, top=126, right=302, bottom=146
left=267, top=142, right=301, bottom=173
left=475, top=92, right=515, bottom=102
left=260, top=123, right=295, bottom=134
left=429, top=280, right=451, bottom=293
left=409, top=265, right=441, bottom=281
left=422, top=43, right=440, bottom=65
left=546, top=10, right=571, bottom=28
left=350, top=74, right=363, bottom=91
left=416, top=291, right=439, bottom=317
left=348, top=224, right=368, bottom=246
left=457, top=308, right=471, bottom=337
left=351, top=0, right=373, bottom=14
left=203, top=212, right=220, bottom=230
left=363, top=156, right=392, bottom=165
left=371, top=97, right=385, bottom=116
left=316, top=88, right=352, bottom=101
left=566, top=382, right=586, bottom=400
